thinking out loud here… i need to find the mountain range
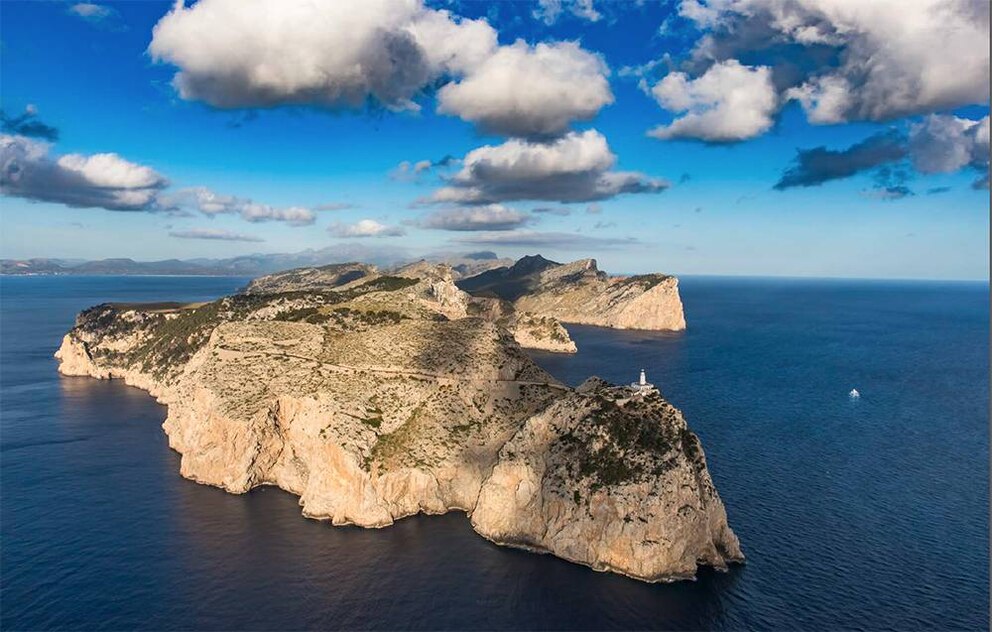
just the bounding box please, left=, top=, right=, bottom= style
left=1, top=248, right=509, bottom=278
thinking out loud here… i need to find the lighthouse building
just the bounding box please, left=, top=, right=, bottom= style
left=630, top=369, right=656, bottom=395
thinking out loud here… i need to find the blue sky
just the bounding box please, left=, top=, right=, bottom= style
left=0, top=0, right=988, bottom=279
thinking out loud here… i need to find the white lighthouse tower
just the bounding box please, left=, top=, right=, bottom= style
left=630, top=369, right=655, bottom=394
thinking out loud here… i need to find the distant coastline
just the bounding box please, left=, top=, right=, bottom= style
left=0, top=249, right=508, bottom=279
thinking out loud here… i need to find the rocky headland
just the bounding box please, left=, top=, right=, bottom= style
left=457, top=255, right=687, bottom=331
left=55, top=258, right=741, bottom=582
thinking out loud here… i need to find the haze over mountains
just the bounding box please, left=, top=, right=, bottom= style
left=1, top=248, right=510, bottom=278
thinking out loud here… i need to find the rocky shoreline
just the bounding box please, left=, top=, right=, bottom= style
left=54, top=258, right=741, bottom=582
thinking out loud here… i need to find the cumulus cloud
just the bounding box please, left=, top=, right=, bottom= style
left=680, top=0, right=989, bottom=125
left=240, top=204, right=315, bottom=225
left=417, top=204, right=533, bottom=231
left=148, top=0, right=610, bottom=137
left=774, top=131, right=907, bottom=189
left=427, top=130, right=668, bottom=204
left=149, top=0, right=492, bottom=111
left=1, top=106, right=59, bottom=141
left=648, top=60, right=777, bottom=142
left=909, top=115, right=990, bottom=175
left=0, top=134, right=167, bottom=211
left=453, top=230, right=638, bottom=249
left=329, top=219, right=406, bottom=238
left=436, top=40, right=613, bottom=138
left=165, top=186, right=317, bottom=226
left=169, top=228, right=265, bottom=242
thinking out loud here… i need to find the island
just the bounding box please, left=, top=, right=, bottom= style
left=55, top=256, right=742, bottom=582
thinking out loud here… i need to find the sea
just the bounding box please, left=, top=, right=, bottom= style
left=1, top=275, right=988, bottom=631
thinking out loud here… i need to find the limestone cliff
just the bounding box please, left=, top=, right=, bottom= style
left=458, top=255, right=687, bottom=332
left=55, top=265, right=740, bottom=581
left=472, top=377, right=741, bottom=581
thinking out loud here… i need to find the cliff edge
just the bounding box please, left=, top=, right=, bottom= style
left=458, top=255, right=687, bottom=331
left=55, top=263, right=739, bottom=582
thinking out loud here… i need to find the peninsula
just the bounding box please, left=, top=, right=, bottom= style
left=55, top=256, right=741, bottom=582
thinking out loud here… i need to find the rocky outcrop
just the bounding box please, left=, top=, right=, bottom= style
left=471, top=378, right=741, bottom=581
left=458, top=255, right=687, bottom=332
left=55, top=264, right=740, bottom=582
left=467, top=296, right=577, bottom=354
left=506, top=313, right=577, bottom=354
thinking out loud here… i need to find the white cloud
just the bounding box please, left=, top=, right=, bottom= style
left=533, top=0, right=601, bottom=24
left=418, top=204, right=533, bottom=231
left=69, top=3, right=115, bottom=21
left=149, top=0, right=496, bottom=111
left=428, top=130, right=668, bottom=204
left=437, top=40, right=612, bottom=137
left=240, top=204, right=314, bottom=225
left=169, top=228, right=265, bottom=242
left=785, top=75, right=854, bottom=125
left=0, top=135, right=167, bottom=211
left=70, top=3, right=112, bottom=19
left=909, top=115, right=990, bottom=174
left=648, top=60, right=777, bottom=141
left=148, top=0, right=610, bottom=137
left=681, top=0, right=990, bottom=124
left=166, top=186, right=316, bottom=226
left=329, top=219, right=406, bottom=238
left=390, top=159, right=435, bottom=181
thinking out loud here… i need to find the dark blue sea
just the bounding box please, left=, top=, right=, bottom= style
left=1, top=276, right=988, bottom=630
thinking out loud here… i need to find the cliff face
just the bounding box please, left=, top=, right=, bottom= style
left=55, top=263, right=740, bottom=581
left=472, top=378, right=741, bottom=581
left=459, top=256, right=687, bottom=332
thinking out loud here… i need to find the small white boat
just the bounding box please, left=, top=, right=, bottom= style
left=849, top=389, right=860, bottom=399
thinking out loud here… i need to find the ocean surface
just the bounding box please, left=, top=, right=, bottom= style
left=1, top=275, right=988, bottom=631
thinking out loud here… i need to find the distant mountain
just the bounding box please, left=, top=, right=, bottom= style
left=455, top=254, right=561, bottom=300
left=1, top=247, right=513, bottom=279
left=458, top=255, right=687, bottom=331
left=2, top=257, right=242, bottom=276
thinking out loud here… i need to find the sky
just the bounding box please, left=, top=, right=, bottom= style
left=0, top=0, right=989, bottom=280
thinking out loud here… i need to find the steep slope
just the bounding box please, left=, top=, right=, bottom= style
left=472, top=377, right=741, bottom=581
left=242, top=263, right=377, bottom=294
left=458, top=256, right=687, bottom=331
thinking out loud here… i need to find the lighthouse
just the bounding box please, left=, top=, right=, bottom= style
left=630, top=369, right=655, bottom=394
